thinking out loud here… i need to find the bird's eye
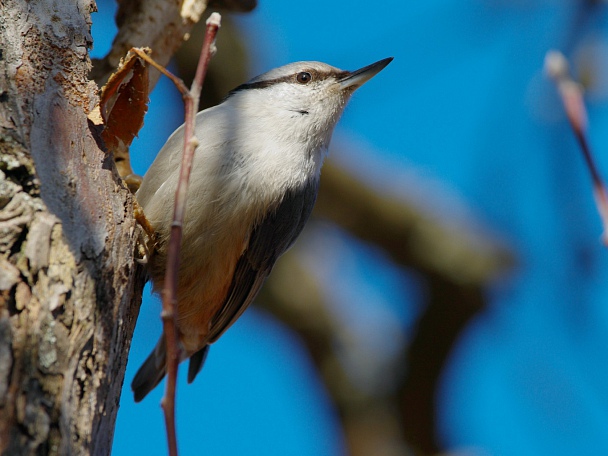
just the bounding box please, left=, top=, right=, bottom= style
left=296, top=72, right=312, bottom=84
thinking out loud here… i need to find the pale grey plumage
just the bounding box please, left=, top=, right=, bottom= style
left=132, top=57, right=393, bottom=402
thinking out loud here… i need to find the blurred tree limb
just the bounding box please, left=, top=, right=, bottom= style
left=258, top=161, right=513, bottom=455
left=258, top=254, right=412, bottom=456
left=315, top=162, right=513, bottom=283
left=90, top=0, right=255, bottom=88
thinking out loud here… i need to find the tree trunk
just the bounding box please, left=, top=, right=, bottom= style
left=0, top=1, right=144, bottom=454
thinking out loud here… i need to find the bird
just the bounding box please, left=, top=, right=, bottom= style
left=131, top=57, right=393, bottom=402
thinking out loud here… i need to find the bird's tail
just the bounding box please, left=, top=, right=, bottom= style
left=187, top=345, right=210, bottom=383
left=131, top=336, right=167, bottom=403
left=131, top=337, right=212, bottom=402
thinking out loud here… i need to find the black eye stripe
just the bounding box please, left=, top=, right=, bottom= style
left=226, top=69, right=348, bottom=98
left=231, top=75, right=294, bottom=92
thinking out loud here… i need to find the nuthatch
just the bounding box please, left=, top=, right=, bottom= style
left=131, top=57, right=393, bottom=401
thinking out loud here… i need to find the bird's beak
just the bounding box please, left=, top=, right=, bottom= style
left=339, top=57, right=393, bottom=90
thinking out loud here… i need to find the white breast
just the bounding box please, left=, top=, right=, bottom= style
left=136, top=97, right=328, bottom=348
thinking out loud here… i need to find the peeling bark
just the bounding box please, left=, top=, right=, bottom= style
left=0, top=1, right=145, bottom=454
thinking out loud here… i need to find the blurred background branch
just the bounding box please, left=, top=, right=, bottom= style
left=90, top=0, right=255, bottom=89
left=257, top=161, right=512, bottom=455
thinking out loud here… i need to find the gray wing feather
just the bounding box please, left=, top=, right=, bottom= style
left=206, top=178, right=319, bottom=344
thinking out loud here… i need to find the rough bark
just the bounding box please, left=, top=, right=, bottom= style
left=0, top=1, right=145, bottom=454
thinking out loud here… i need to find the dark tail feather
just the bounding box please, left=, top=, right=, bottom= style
left=187, top=345, right=210, bottom=383
left=132, top=336, right=167, bottom=402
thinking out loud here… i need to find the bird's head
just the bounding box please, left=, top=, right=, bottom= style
left=225, top=58, right=393, bottom=146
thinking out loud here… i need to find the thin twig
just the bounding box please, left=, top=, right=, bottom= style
left=160, top=13, right=220, bottom=456
left=130, top=12, right=221, bottom=456
left=545, top=50, right=608, bottom=245
left=130, top=48, right=190, bottom=95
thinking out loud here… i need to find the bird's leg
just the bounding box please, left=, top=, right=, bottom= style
left=134, top=199, right=157, bottom=263
left=123, top=173, right=143, bottom=194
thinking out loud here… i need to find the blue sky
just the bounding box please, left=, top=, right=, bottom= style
left=92, top=1, right=608, bottom=454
